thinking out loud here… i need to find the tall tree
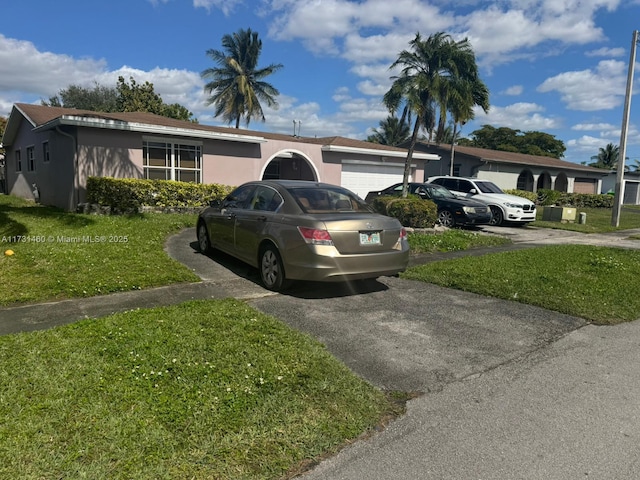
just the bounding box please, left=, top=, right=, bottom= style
left=41, top=78, right=196, bottom=122
left=201, top=28, right=283, bottom=128
left=590, top=143, right=619, bottom=169
left=42, top=83, right=119, bottom=112
left=366, top=115, right=412, bottom=146
left=458, top=125, right=566, bottom=158
left=384, top=32, right=487, bottom=196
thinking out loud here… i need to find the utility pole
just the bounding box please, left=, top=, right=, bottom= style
left=612, top=30, right=639, bottom=227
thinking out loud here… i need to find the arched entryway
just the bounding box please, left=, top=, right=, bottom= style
left=537, top=171, right=552, bottom=190
left=555, top=172, right=568, bottom=192
left=262, top=151, right=317, bottom=181
left=517, top=169, right=534, bottom=191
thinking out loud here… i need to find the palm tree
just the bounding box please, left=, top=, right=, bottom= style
left=366, top=115, right=412, bottom=146
left=201, top=28, right=283, bottom=128
left=383, top=32, right=488, bottom=196
left=590, top=143, right=619, bottom=170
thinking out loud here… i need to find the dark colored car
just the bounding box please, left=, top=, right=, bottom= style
left=197, top=180, right=409, bottom=291
left=365, top=182, right=492, bottom=227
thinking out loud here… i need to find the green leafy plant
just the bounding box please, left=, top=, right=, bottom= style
left=370, top=195, right=438, bottom=228
left=86, top=177, right=234, bottom=213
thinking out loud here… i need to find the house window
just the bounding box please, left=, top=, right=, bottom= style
left=42, top=142, right=50, bottom=163
left=143, top=140, right=201, bottom=182
left=15, top=150, right=22, bottom=172
left=26, top=146, right=35, bottom=172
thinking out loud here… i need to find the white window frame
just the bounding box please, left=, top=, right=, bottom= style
left=142, top=138, right=202, bottom=183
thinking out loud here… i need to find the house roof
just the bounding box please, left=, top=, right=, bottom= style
left=417, top=141, right=607, bottom=174
left=4, top=103, right=440, bottom=161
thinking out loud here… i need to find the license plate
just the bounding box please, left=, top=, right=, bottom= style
left=360, top=231, right=381, bottom=245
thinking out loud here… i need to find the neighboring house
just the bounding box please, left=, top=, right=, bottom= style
left=411, top=141, right=607, bottom=195
left=2, top=103, right=439, bottom=211
left=601, top=170, right=640, bottom=204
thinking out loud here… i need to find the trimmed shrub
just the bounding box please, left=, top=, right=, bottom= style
left=370, top=195, right=438, bottom=228
left=504, top=189, right=537, bottom=203
left=533, top=188, right=614, bottom=208
left=536, top=188, right=563, bottom=206
left=86, top=177, right=234, bottom=213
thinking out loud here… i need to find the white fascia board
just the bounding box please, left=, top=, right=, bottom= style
left=34, top=116, right=266, bottom=144
left=342, top=159, right=417, bottom=168
left=322, top=144, right=440, bottom=161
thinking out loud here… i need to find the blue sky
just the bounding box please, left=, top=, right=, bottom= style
left=1, top=0, right=640, bottom=165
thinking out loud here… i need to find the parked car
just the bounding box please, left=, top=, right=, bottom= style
left=196, top=180, right=409, bottom=291
left=365, top=182, right=492, bottom=227
left=427, top=176, right=536, bottom=226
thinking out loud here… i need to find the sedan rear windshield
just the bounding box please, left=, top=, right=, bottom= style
left=289, top=187, right=372, bottom=214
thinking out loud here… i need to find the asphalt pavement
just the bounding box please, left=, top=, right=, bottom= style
left=2, top=225, right=640, bottom=478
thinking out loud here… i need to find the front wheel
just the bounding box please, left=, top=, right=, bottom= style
left=489, top=206, right=504, bottom=226
left=197, top=221, right=212, bottom=253
left=259, top=245, right=289, bottom=292
left=438, top=210, right=456, bottom=228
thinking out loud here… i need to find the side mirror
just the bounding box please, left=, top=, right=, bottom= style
left=209, top=199, right=222, bottom=208
left=469, top=188, right=477, bottom=194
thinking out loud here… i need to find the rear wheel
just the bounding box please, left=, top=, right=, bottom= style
left=438, top=210, right=456, bottom=228
left=489, top=206, right=504, bottom=226
left=197, top=221, right=211, bottom=253
left=259, top=245, right=289, bottom=292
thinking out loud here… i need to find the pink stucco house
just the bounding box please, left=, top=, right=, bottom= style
left=1, top=103, right=439, bottom=211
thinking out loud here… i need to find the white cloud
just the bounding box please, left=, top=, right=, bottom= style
left=572, top=122, right=617, bottom=131
left=474, top=102, right=562, bottom=130
left=0, top=35, right=108, bottom=98
left=537, top=60, right=627, bottom=111
left=502, top=85, right=524, bottom=96
left=192, top=0, right=244, bottom=16
left=586, top=47, right=626, bottom=57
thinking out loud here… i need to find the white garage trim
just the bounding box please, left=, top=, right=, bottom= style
left=341, top=162, right=411, bottom=199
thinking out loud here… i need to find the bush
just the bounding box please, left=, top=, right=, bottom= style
left=86, top=177, right=234, bottom=213
left=534, top=188, right=614, bottom=208
left=369, top=195, right=438, bottom=228
left=504, top=189, right=537, bottom=203
left=536, top=188, right=563, bottom=206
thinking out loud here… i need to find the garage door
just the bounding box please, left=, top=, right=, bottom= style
left=341, top=163, right=408, bottom=199
left=574, top=178, right=597, bottom=194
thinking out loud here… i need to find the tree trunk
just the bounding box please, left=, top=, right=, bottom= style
left=402, top=118, right=421, bottom=198
left=449, top=123, right=458, bottom=176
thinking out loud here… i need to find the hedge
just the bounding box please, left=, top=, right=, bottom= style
left=86, top=177, right=234, bottom=213
left=506, top=188, right=614, bottom=209
left=369, top=195, right=438, bottom=228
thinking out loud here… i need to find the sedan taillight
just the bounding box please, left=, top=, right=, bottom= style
left=298, top=227, right=334, bottom=246
left=400, top=227, right=407, bottom=240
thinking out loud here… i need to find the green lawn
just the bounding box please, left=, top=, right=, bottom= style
left=0, top=299, right=402, bottom=479
left=531, top=205, right=640, bottom=232
left=0, top=195, right=199, bottom=306
left=402, top=244, right=640, bottom=325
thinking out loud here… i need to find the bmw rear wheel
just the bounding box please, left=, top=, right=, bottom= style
left=259, top=245, right=289, bottom=291
left=438, top=210, right=455, bottom=228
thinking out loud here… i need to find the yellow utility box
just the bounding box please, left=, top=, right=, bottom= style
left=542, top=206, right=576, bottom=223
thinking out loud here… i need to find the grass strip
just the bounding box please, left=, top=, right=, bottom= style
left=0, top=299, right=400, bottom=479
left=402, top=244, right=640, bottom=325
